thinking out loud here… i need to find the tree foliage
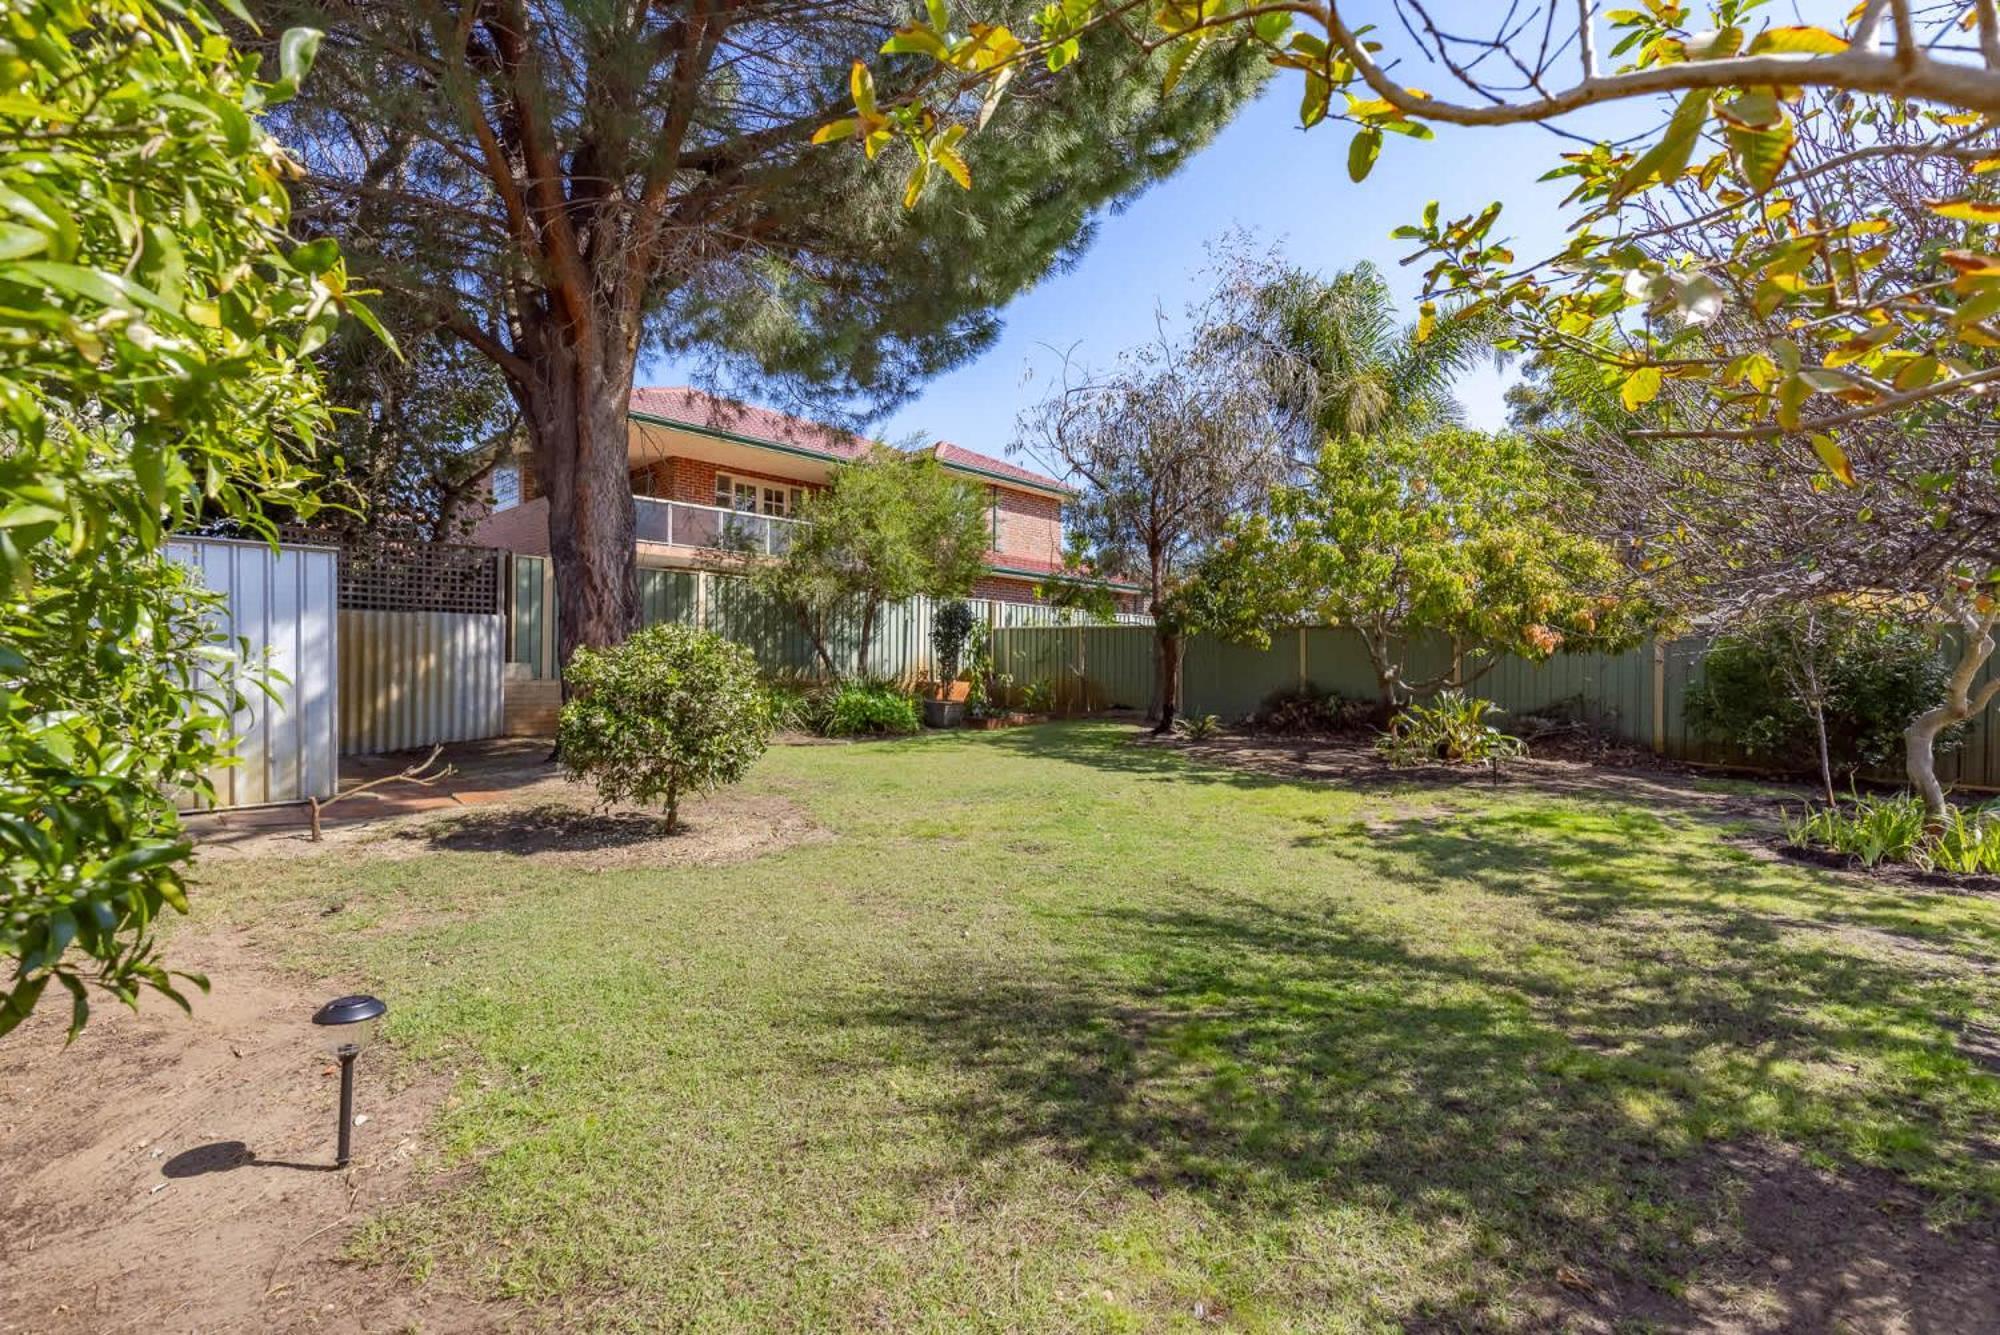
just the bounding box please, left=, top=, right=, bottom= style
left=1195, top=430, right=1644, bottom=709
left=1218, top=256, right=1497, bottom=449
left=833, top=2, right=2000, bottom=441
left=1016, top=294, right=1287, bottom=730
left=1, top=0, right=352, bottom=1036
left=1688, top=608, right=1963, bottom=798
left=271, top=0, right=1267, bottom=667
left=753, top=449, right=989, bottom=679
left=559, top=624, right=773, bottom=834
left=309, top=302, right=518, bottom=545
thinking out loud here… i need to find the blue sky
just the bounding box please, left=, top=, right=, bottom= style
left=644, top=71, right=1649, bottom=460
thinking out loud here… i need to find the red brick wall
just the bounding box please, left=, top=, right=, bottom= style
left=632, top=457, right=823, bottom=507
left=470, top=495, right=550, bottom=556
left=988, top=487, right=1061, bottom=567
left=972, top=575, right=1044, bottom=604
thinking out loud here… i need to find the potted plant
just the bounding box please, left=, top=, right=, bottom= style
left=923, top=600, right=977, bottom=727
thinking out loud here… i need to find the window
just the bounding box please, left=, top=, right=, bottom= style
left=714, top=472, right=802, bottom=517
left=989, top=487, right=1001, bottom=547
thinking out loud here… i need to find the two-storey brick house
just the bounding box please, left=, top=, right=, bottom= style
left=473, top=387, right=1135, bottom=607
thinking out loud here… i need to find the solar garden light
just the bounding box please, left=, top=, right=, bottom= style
left=311, top=994, right=387, bottom=1167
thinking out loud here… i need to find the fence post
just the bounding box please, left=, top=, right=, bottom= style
left=1297, top=627, right=1307, bottom=688
left=1651, top=639, right=1667, bottom=755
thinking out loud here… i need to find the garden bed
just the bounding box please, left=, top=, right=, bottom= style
left=1772, top=840, right=2000, bottom=895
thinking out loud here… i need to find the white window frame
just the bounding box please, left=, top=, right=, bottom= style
left=714, top=472, right=802, bottom=518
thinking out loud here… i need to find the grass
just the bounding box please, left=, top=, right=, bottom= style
left=193, top=723, right=2000, bottom=1331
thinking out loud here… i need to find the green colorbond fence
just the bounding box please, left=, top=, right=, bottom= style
left=508, top=564, right=1137, bottom=686
left=990, top=623, right=2000, bottom=790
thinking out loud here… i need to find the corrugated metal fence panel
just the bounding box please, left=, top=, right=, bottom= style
left=339, top=610, right=505, bottom=754
left=167, top=536, right=338, bottom=809
left=639, top=566, right=698, bottom=627
left=509, top=555, right=549, bottom=678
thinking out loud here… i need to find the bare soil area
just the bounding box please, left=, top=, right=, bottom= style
left=0, top=930, right=501, bottom=1334
left=1547, top=1142, right=2000, bottom=1333
left=1151, top=728, right=1797, bottom=821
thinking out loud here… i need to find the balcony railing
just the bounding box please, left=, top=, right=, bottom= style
left=634, top=496, right=805, bottom=557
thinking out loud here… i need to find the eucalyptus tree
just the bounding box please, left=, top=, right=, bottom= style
left=267, top=0, right=1265, bottom=667
left=1018, top=304, right=1288, bottom=732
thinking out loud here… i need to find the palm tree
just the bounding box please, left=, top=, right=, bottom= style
left=1225, top=259, right=1500, bottom=449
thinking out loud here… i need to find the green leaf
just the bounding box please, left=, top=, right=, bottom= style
left=1612, top=90, right=1713, bottom=203
left=279, top=27, right=323, bottom=88
left=1347, top=127, right=1383, bottom=183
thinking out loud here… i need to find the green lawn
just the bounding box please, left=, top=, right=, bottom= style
left=196, top=723, right=2000, bottom=1330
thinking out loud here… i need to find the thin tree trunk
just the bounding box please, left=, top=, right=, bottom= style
left=1153, top=626, right=1183, bottom=735
left=1906, top=605, right=2000, bottom=819
left=856, top=598, right=880, bottom=682
left=665, top=771, right=680, bottom=834
left=1808, top=698, right=1836, bottom=806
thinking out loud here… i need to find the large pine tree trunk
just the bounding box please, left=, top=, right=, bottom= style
left=522, top=341, right=639, bottom=680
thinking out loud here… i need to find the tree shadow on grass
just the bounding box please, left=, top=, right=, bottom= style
left=1307, top=802, right=2000, bottom=964
left=830, top=856, right=2000, bottom=1327
left=394, top=803, right=673, bottom=855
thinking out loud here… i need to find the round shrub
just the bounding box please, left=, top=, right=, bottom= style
left=559, top=624, right=773, bottom=832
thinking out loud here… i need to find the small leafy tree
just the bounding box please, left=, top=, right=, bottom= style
left=930, top=600, right=978, bottom=686
left=1196, top=430, right=1644, bottom=711
left=1689, top=607, right=1963, bottom=804
left=558, top=625, right=773, bottom=834
left=1, top=0, right=358, bottom=1037
left=753, top=449, right=988, bottom=679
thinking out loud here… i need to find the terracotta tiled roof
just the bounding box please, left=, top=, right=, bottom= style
left=627, top=387, right=1074, bottom=496
left=925, top=441, right=1073, bottom=495
left=628, top=387, right=874, bottom=461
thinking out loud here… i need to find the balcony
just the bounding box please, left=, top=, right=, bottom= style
left=634, top=496, right=804, bottom=557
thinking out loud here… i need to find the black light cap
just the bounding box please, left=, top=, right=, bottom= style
left=312, top=994, right=387, bottom=1026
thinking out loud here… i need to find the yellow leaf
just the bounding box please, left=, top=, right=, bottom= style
left=811, top=118, right=859, bottom=145
left=1810, top=434, right=1855, bottom=486
left=1621, top=365, right=1663, bottom=411
left=1942, top=250, right=2000, bottom=275
left=1927, top=197, right=2000, bottom=222
left=1415, top=301, right=1437, bottom=342
left=1746, top=25, right=1848, bottom=55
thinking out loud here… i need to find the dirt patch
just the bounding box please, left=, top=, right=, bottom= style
left=378, top=790, right=827, bottom=869
left=1150, top=730, right=1797, bottom=821
left=1771, top=839, right=2000, bottom=896
left=0, top=930, right=501, bottom=1333
left=1546, top=1141, right=2000, bottom=1333
left=198, top=766, right=826, bottom=872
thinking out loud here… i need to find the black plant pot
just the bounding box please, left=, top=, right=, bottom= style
left=922, top=698, right=966, bottom=729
